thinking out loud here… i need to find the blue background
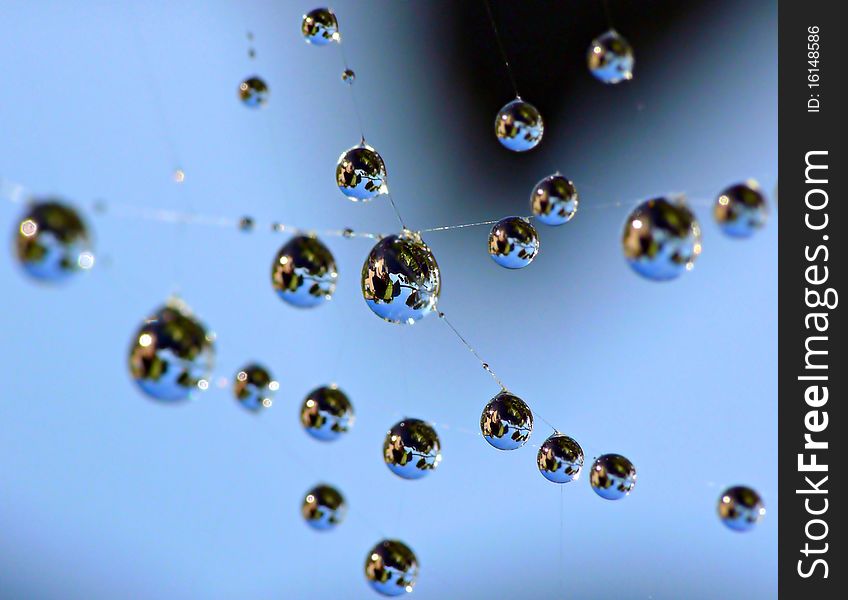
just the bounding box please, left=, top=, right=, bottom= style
left=1, top=1, right=777, bottom=598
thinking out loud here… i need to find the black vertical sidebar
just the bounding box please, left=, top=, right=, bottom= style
left=779, top=1, right=844, bottom=597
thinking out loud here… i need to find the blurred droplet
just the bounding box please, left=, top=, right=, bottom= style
left=342, top=68, right=356, bottom=84
left=14, top=200, right=93, bottom=283
left=590, top=454, right=637, bottom=500
left=622, top=197, right=702, bottom=281
left=364, top=539, right=419, bottom=596
left=488, top=217, right=539, bottom=269
left=714, top=180, right=768, bottom=238
left=238, top=76, right=269, bottom=108
left=173, top=169, right=186, bottom=184
left=361, top=231, right=441, bottom=324
left=233, top=363, right=276, bottom=411
left=718, top=486, right=765, bottom=532
left=302, top=484, right=347, bottom=530
left=588, top=30, right=634, bottom=84
left=238, top=216, right=255, bottom=232
left=383, top=419, right=442, bottom=480
left=480, top=391, right=533, bottom=450
left=272, top=235, right=338, bottom=308
left=336, top=142, right=388, bottom=201
left=300, top=385, right=354, bottom=441
left=495, top=98, right=543, bottom=152
left=302, top=8, right=339, bottom=45
left=530, top=174, right=579, bottom=226
left=537, top=433, right=584, bottom=483
left=128, top=299, right=215, bottom=402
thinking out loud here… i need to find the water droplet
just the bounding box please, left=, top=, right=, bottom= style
left=233, top=363, right=275, bottom=411
left=342, top=68, right=356, bottom=84
left=238, top=216, right=255, bottom=232
left=590, top=454, right=637, bottom=500
left=272, top=235, right=338, bottom=308
left=714, top=181, right=768, bottom=238
left=238, top=76, right=269, bottom=108
left=495, top=98, right=544, bottom=152
left=14, top=200, right=93, bottom=283
left=300, top=385, right=354, bottom=441
left=622, top=197, right=702, bottom=281
left=383, top=419, right=442, bottom=480
left=530, top=174, right=579, bottom=226
left=364, top=540, right=419, bottom=596
left=302, top=484, right=347, bottom=530
left=302, top=8, right=339, bottom=45
left=718, top=485, right=765, bottom=532
left=128, top=300, right=215, bottom=402
left=361, top=232, right=441, bottom=324
left=480, top=391, right=533, bottom=450
left=488, top=217, right=539, bottom=269
left=588, top=30, right=634, bottom=84
left=537, top=433, right=584, bottom=483
left=336, top=142, right=388, bottom=201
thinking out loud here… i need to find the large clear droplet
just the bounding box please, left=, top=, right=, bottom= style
left=622, top=196, right=702, bottom=281
left=587, top=30, right=634, bottom=84
left=383, top=419, right=442, bottom=480
left=480, top=391, right=533, bottom=450
left=488, top=217, right=539, bottom=269
left=590, top=454, right=637, bottom=500
left=537, top=433, right=584, bottom=483
left=364, top=539, right=419, bottom=596
left=495, top=98, right=544, bottom=152
left=300, top=385, right=354, bottom=441
left=718, top=486, right=765, bottom=532
left=301, top=8, right=339, bottom=45
left=336, top=142, right=388, bottom=201
left=302, top=484, right=347, bottom=531
left=14, top=200, right=93, bottom=283
left=128, top=299, right=215, bottom=402
left=530, top=174, right=579, bottom=226
left=271, top=235, right=338, bottom=308
left=714, top=180, right=768, bottom=238
left=361, top=231, right=441, bottom=325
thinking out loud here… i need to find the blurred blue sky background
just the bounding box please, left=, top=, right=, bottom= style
left=1, top=1, right=776, bottom=598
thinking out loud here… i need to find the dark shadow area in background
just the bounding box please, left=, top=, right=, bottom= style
left=434, top=0, right=714, bottom=193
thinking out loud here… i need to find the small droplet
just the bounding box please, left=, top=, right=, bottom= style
left=173, top=169, right=186, bottom=183
left=622, top=197, right=701, bottom=281
left=718, top=486, right=765, bottom=532
left=232, top=363, right=275, bottom=411
left=342, top=68, right=356, bottom=84
left=537, top=433, right=584, bottom=484
left=480, top=391, right=533, bottom=450
left=302, top=8, right=339, bottom=46
left=14, top=200, right=93, bottom=283
left=238, top=76, right=269, bottom=108
left=302, top=484, right=347, bottom=530
left=336, top=142, right=388, bottom=201
left=488, top=217, right=539, bottom=269
left=530, top=174, right=579, bottom=226
left=364, top=540, right=419, bottom=596
left=342, top=227, right=354, bottom=238
left=714, top=181, right=768, bottom=238
left=239, top=216, right=255, bottom=232
left=300, top=385, right=354, bottom=441
left=590, top=454, right=637, bottom=500
left=588, top=30, right=634, bottom=84
left=129, top=301, right=215, bottom=402
left=494, top=98, right=544, bottom=152
left=272, top=235, right=338, bottom=308
left=383, top=419, right=442, bottom=480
